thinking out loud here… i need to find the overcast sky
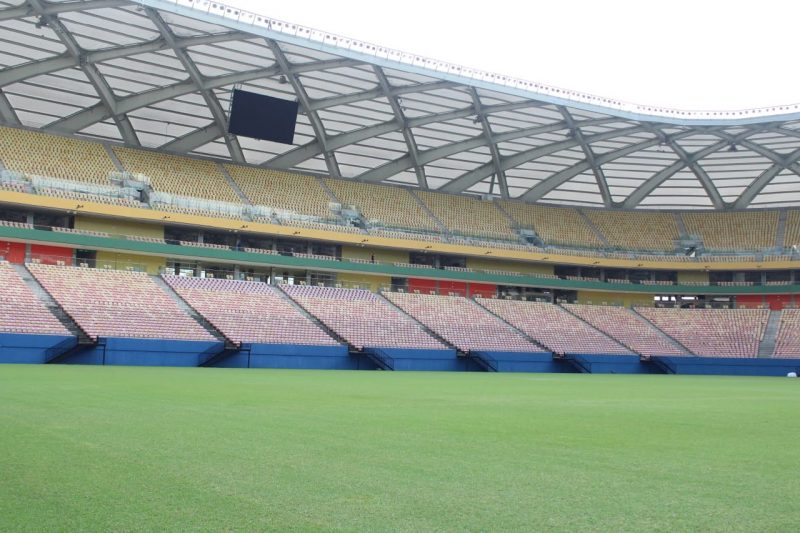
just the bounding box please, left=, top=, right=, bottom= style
left=222, top=0, right=799, bottom=111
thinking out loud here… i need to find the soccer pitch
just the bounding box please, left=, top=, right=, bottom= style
left=1, top=366, right=798, bottom=531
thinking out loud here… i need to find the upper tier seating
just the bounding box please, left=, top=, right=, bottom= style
left=163, top=276, right=338, bottom=346
left=28, top=264, right=214, bottom=341
left=325, top=180, right=440, bottom=232
left=226, top=165, right=333, bottom=219
left=417, top=191, right=517, bottom=240
left=681, top=211, right=778, bottom=250
left=499, top=201, right=603, bottom=247
left=635, top=308, right=768, bottom=358
left=771, top=309, right=800, bottom=358
left=281, top=285, right=445, bottom=350
left=0, top=125, right=115, bottom=184
left=476, top=299, right=633, bottom=355
left=383, top=292, right=541, bottom=352
left=0, top=261, right=70, bottom=336
left=783, top=210, right=800, bottom=248
left=113, top=147, right=239, bottom=203
left=585, top=210, right=680, bottom=251
left=562, top=304, right=690, bottom=357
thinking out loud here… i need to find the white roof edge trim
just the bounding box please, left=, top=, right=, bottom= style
left=135, top=0, right=800, bottom=127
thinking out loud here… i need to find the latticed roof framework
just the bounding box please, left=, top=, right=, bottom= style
left=1, top=0, right=800, bottom=210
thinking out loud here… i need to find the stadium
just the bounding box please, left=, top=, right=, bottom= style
left=1, top=0, right=799, bottom=530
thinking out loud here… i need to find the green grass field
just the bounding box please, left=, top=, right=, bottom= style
left=1, top=366, right=798, bottom=531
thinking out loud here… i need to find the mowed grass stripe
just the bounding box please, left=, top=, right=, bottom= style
left=0, top=366, right=798, bottom=531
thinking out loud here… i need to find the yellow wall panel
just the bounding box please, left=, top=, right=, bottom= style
left=466, top=257, right=554, bottom=275
left=341, top=245, right=408, bottom=264
left=75, top=216, right=164, bottom=238
left=677, top=270, right=710, bottom=284
left=95, top=251, right=165, bottom=274
left=577, top=290, right=654, bottom=307
left=336, top=272, right=392, bottom=292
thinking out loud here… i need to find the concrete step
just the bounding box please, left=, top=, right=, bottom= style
left=758, top=309, right=782, bottom=358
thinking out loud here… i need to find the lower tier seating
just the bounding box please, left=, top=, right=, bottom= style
left=476, top=299, right=633, bottom=356
left=0, top=261, right=70, bottom=336
left=562, top=304, right=690, bottom=357
left=383, top=292, right=541, bottom=352
left=163, top=276, right=338, bottom=346
left=28, top=264, right=214, bottom=341
left=772, top=309, right=800, bottom=358
left=635, top=307, right=768, bottom=358
left=281, top=285, right=445, bottom=350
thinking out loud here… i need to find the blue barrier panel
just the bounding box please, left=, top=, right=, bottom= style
left=567, top=354, right=655, bottom=374
left=478, top=351, right=576, bottom=373
left=0, top=333, right=76, bottom=364
left=653, top=356, right=800, bottom=376
left=61, top=337, right=224, bottom=366
left=214, top=343, right=370, bottom=370
left=373, top=347, right=462, bottom=371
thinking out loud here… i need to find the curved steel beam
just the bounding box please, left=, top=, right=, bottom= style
left=0, top=88, right=19, bottom=124
left=734, top=146, right=800, bottom=208
left=360, top=117, right=620, bottom=185
left=373, top=65, right=427, bottom=188
left=267, top=99, right=548, bottom=170
left=558, top=106, right=611, bottom=206
left=440, top=124, right=646, bottom=194
left=621, top=130, right=756, bottom=208
left=267, top=39, right=341, bottom=178
left=0, top=31, right=250, bottom=89
left=45, top=57, right=354, bottom=133
left=0, top=0, right=127, bottom=21
left=29, top=0, right=139, bottom=145
left=667, top=140, right=724, bottom=209
left=147, top=8, right=243, bottom=162
left=471, top=87, right=508, bottom=198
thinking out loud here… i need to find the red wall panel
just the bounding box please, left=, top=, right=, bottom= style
left=468, top=283, right=497, bottom=298
left=439, top=280, right=467, bottom=296
left=766, top=294, right=792, bottom=311
left=408, top=277, right=437, bottom=294
left=29, top=244, right=73, bottom=265
left=0, top=240, right=25, bottom=263
left=736, top=295, right=763, bottom=309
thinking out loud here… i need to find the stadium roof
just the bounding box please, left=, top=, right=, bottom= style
left=2, top=0, right=800, bottom=210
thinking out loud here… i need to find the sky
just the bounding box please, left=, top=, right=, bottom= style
left=221, top=0, right=800, bottom=111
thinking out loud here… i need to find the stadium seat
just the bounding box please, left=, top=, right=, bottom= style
left=383, top=292, right=541, bottom=352
left=28, top=264, right=215, bottom=341
left=476, top=299, right=633, bottom=356
left=635, top=307, right=768, bottom=357
left=113, top=147, right=239, bottom=203
left=281, top=285, right=445, bottom=350
left=562, top=304, right=690, bottom=357
left=163, top=275, right=339, bottom=346
left=0, top=261, right=70, bottom=336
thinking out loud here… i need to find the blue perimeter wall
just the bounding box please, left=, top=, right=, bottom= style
left=567, top=354, right=660, bottom=374
left=63, top=338, right=223, bottom=366
left=653, top=356, right=800, bottom=376
left=371, top=347, right=470, bottom=371
left=216, top=343, right=373, bottom=370
left=3, top=333, right=800, bottom=376
left=0, top=333, right=76, bottom=364
left=477, top=351, right=575, bottom=373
